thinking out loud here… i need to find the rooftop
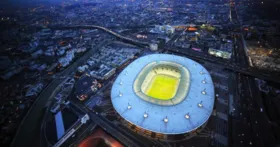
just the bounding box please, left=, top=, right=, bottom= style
left=111, top=54, right=215, bottom=134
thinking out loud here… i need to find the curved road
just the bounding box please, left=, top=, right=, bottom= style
left=48, top=25, right=150, bottom=47
left=11, top=40, right=109, bottom=147
left=12, top=24, right=280, bottom=147
left=12, top=25, right=149, bottom=147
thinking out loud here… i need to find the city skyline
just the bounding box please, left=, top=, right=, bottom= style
left=0, top=0, right=280, bottom=147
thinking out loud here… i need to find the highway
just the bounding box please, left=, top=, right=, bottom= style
left=231, top=35, right=249, bottom=68
left=48, top=24, right=279, bottom=83
left=230, top=74, right=276, bottom=147
left=11, top=40, right=110, bottom=147
left=48, top=25, right=150, bottom=48
left=227, top=2, right=277, bottom=146
left=71, top=102, right=153, bottom=147
left=12, top=22, right=280, bottom=147
left=77, top=50, right=157, bottom=147
left=166, top=46, right=280, bottom=83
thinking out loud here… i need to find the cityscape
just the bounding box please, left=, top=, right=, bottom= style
left=0, top=0, right=280, bottom=147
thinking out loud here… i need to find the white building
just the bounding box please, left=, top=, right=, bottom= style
left=165, top=25, right=175, bottom=34
left=58, top=50, right=75, bottom=67
left=25, top=83, right=44, bottom=97
left=75, top=47, right=87, bottom=53
left=149, top=43, right=158, bottom=51
left=45, top=48, right=55, bottom=56
left=56, top=49, right=65, bottom=56
left=78, top=65, right=89, bottom=72
left=150, top=25, right=175, bottom=34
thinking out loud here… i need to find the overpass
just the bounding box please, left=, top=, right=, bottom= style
left=11, top=40, right=109, bottom=147
left=40, top=24, right=280, bottom=83
left=47, top=24, right=280, bottom=83
left=48, top=25, right=150, bottom=48
left=167, top=48, right=280, bottom=84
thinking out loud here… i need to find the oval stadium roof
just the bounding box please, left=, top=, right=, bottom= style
left=111, top=54, right=215, bottom=134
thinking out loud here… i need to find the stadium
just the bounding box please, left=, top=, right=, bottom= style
left=111, top=54, right=215, bottom=141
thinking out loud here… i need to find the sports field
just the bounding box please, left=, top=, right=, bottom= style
left=144, top=74, right=179, bottom=100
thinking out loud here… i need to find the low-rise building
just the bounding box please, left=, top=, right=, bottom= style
left=150, top=25, right=175, bottom=34
left=0, top=57, right=23, bottom=80
left=25, top=83, right=44, bottom=97
left=89, top=64, right=116, bottom=80
left=58, top=50, right=75, bottom=67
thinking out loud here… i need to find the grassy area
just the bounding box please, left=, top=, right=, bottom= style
left=145, top=74, right=179, bottom=100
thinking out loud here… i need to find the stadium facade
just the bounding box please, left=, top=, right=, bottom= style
left=111, top=54, right=215, bottom=141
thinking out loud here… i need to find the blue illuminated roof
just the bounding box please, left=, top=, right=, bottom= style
left=55, top=111, right=65, bottom=139
left=111, top=54, right=215, bottom=134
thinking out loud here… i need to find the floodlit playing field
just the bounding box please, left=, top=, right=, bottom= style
left=144, top=74, right=179, bottom=100
left=112, top=54, right=215, bottom=135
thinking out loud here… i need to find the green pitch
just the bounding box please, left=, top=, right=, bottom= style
left=144, top=74, right=179, bottom=100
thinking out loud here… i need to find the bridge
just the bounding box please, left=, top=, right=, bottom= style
left=48, top=24, right=280, bottom=83
left=48, top=25, right=150, bottom=48
left=167, top=48, right=280, bottom=84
